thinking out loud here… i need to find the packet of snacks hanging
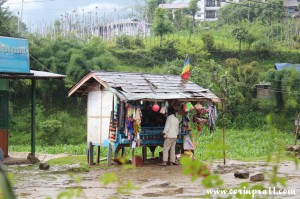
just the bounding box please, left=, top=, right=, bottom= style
left=184, top=102, right=194, bottom=112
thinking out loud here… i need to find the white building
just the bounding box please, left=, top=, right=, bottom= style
left=159, top=0, right=239, bottom=21
left=94, top=18, right=151, bottom=38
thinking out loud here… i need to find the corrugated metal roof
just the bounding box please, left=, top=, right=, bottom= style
left=274, top=63, right=300, bottom=71
left=0, top=70, right=65, bottom=79
left=68, top=71, right=220, bottom=102
left=284, top=0, right=298, bottom=7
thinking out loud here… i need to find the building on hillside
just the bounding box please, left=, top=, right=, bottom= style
left=94, top=18, right=151, bottom=39
left=159, top=0, right=230, bottom=21
left=256, top=82, right=271, bottom=99
left=283, top=0, right=299, bottom=17
left=274, top=63, right=300, bottom=71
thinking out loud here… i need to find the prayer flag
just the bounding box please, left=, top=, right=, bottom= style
left=181, top=56, right=191, bottom=80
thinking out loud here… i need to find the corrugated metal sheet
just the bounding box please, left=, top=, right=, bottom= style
left=274, top=63, right=300, bottom=71
left=0, top=70, right=65, bottom=79
left=69, top=71, right=220, bottom=102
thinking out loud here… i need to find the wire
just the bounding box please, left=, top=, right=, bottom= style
left=6, top=0, right=76, bottom=5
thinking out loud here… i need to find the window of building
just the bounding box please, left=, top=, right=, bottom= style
left=206, top=0, right=215, bottom=7
left=206, top=10, right=216, bottom=18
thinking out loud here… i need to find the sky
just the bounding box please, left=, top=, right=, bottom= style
left=5, top=0, right=137, bottom=27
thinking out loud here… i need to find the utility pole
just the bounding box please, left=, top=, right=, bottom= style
left=20, top=0, right=24, bottom=34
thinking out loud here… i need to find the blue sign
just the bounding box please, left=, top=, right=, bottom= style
left=0, top=36, right=30, bottom=73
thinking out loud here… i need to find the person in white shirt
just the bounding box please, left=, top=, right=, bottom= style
left=159, top=107, right=179, bottom=166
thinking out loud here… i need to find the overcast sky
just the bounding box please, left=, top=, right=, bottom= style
left=5, top=0, right=137, bottom=25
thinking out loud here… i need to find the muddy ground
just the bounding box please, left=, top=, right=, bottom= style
left=3, top=153, right=300, bottom=199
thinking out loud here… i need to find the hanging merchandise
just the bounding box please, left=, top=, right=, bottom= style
left=208, top=103, right=218, bottom=133
left=160, top=101, right=169, bottom=114
left=194, top=102, right=202, bottom=110
left=118, top=101, right=125, bottom=129
left=181, top=114, right=191, bottom=133
left=184, top=102, right=194, bottom=112
left=126, top=106, right=134, bottom=135
left=152, top=102, right=160, bottom=112
left=183, top=134, right=194, bottom=150
left=109, top=96, right=118, bottom=141
left=193, top=106, right=208, bottom=133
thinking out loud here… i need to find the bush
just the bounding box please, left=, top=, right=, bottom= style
left=115, top=35, right=145, bottom=49
left=253, top=41, right=274, bottom=58
left=201, top=33, right=214, bottom=51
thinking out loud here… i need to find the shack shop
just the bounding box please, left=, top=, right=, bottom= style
left=68, top=71, right=220, bottom=165
left=0, top=36, right=64, bottom=159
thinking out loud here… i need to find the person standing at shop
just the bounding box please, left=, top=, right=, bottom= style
left=159, top=107, right=179, bottom=166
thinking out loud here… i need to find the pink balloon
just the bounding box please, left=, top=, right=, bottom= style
left=152, top=104, right=160, bottom=112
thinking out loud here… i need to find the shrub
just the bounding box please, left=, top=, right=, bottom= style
left=201, top=33, right=214, bottom=51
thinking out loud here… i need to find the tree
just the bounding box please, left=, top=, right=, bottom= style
left=217, top=2, right=256, bottom=25
left=232, top=26, right=248, bottom=51
left=0, top=0, right=20, bottom=36
left=259, top=0, right=285, bottom=25
left=217, top=0, right=285, bottom=25
left=188, top=0, right=198, bottom=28
left=152, top=8, right=173, bottom=47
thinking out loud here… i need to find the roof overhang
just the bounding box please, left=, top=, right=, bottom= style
left=0, top=70, right=65, bottom=80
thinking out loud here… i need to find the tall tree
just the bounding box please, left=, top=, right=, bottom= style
left=152, top=7, right=173, bottom=46
left=0, top=0, right=19, bottom=36
left=188, top=0, right=198, bottom=28
left=232, top=26, right=248, bottom=51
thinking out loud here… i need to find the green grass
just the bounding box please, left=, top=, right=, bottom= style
left=9, top=128, right=297, bottom=162
left=47, top=155, right=87, bottom=166
left=194, top=128, right=295, bottom=161
left=9, top=144, right=88, bottom=155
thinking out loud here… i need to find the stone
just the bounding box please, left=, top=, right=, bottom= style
left=234, top=171, right=249, bottom=179
left=285, top=145, right=294, bottom=151
left=292, top=145, right=300, bottom=152
left=27, top=153, right=40, bottom=164
left=39, top=163, right=50, bottom=170
left=250, top=173, right=265, bottom=182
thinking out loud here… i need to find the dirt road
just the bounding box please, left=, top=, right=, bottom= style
left=4, top=157, right=300, bottom=199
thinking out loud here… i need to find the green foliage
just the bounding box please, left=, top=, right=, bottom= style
left=232, top=26, right=249, bottom=51
left=0, top=164, right=16, bottom=199
left=201, top=33, right=214, bottom=51
left=195, top=129, right=294, bottom=160
left=115, top=35, right=145, bottom=49
left=39, top=119, right=62, bottom=145
left=218, top=0, right=285, bottom=25
left=9, top=144, right=88, bottom=155
left=152, top=8, right=174, bottom=46
left=150, top=39, right=178, bottom=62
left=0, top=0, right=21, bottom=37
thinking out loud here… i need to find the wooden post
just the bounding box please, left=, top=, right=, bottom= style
left=294, top=114, right=300, bottom=145
left=31, top=79, right=36, bottom=156
left=107, top=142, right=112, bottom=166
left=222, top=99, right=226, bottom=165
left=88, top=141, right=94, bottom=166
left=96, top=146, right=100, bottom=165
left=121, top=147, right=125, bottom=157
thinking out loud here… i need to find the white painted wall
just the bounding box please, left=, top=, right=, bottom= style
left=87, top=89, right=114, bottom=145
